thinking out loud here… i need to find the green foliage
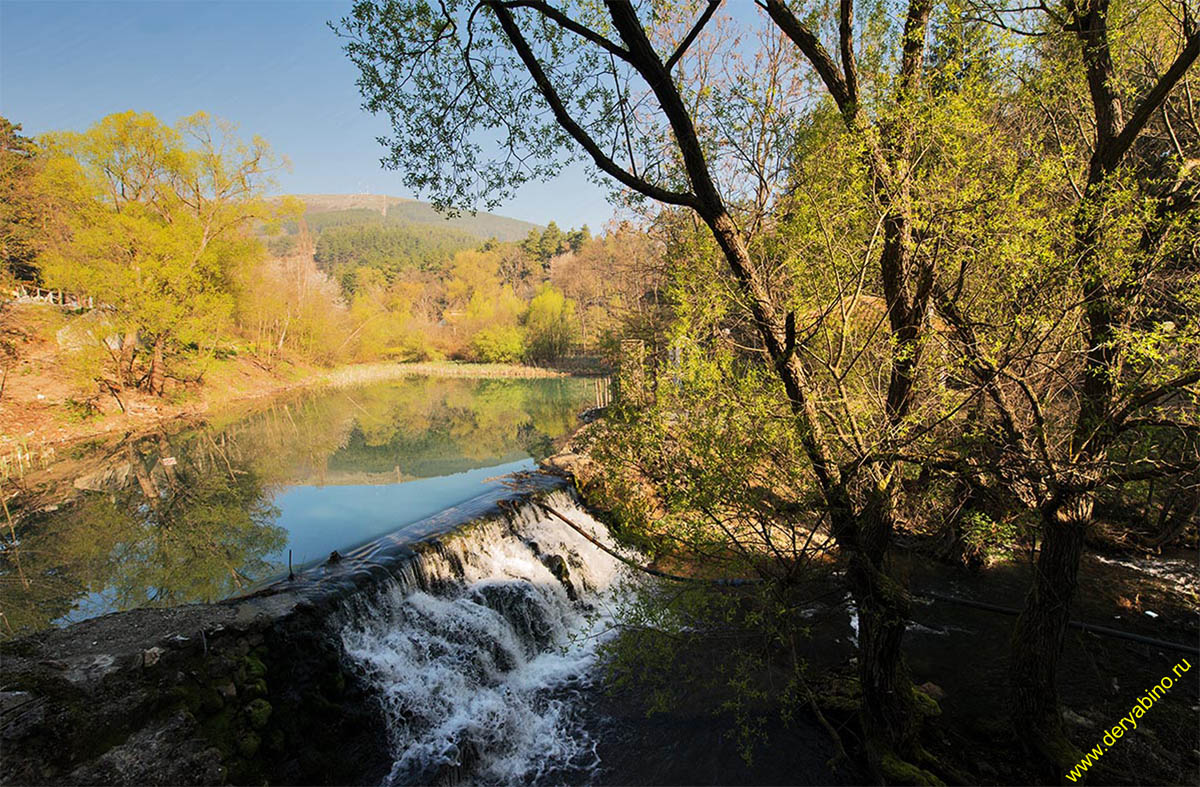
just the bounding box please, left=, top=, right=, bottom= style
left=258, top=205, right=598, bottom=366
left=520, top=221, right=591, bottom=267
left=590, top=340, right=824, bottom=582
left=567, top=225, right=590, bottom=252
left=523, top=284, right=577, bottom=362
left=960, top=511, right=1020, bottom=565
left=45, top=197, right=241, bottom=342
left=266, top=235, right=297, bottom=257
left=0, top=116, right=46, bottom=282
left=36, top=110, right=289, bottom=393
left=600, top=577, right=827, bottom=767
left=470, top=325, right=525, bottom=363
left=314, top=222, right=477, bottom=292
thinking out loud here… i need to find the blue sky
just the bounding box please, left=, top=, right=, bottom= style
left=0, top=0, right=612, bottom=229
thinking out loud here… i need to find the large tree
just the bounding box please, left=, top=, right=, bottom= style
left=336, top=0, right=975, bottom=773
left=38, top=111, right=286, bottom=394
left=931, top=0, right=1200, bottom=769
left=0, top=117, right=50, bottom=282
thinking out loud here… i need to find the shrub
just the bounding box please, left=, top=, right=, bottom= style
left=523, top=284, right=577, bottom=362
left=470, top=325, right=525, bottom=363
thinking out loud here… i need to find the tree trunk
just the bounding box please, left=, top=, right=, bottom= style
left=148, top=335, right=165, bottom=396
left=119, top=331, right=138, bottom=387
left=849, top=553, right=915, bottom=747
left=1009, top=491, right=1092, bottom=769
left=702, top=208, right=923, bottom=764
left=831, top=497, right=918, bottom=774
left=128, top=444, right=160, bottom=508
left=1150, top=488, right=1199, bottom=548
left=156, top=433, right=178, bottom=488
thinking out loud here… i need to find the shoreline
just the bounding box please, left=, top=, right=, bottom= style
left=0, top=360, right=574, bottom=479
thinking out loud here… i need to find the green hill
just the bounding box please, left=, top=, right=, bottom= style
left=287, top=193, right=542, bottom=242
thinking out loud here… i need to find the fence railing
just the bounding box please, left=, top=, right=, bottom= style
left=593, top=376, right=613, bottom=408
left=8, top=285, right=94, bottom=310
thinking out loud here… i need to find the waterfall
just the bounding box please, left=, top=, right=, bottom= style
left=337, top=489, right=632, bottom=786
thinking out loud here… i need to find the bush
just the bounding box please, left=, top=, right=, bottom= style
left=524, top=284, right=577, bottom=362
left=470, top=325, right=526, bottom=363
left=962, top=510, right=1020, bottom=565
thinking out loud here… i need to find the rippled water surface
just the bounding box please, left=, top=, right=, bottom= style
left=0, top=376, right=592, bottom=636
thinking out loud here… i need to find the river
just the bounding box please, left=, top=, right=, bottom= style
left=2, top=375, right=1195, bottom=786
left=0, top=375, right=593, bottom=636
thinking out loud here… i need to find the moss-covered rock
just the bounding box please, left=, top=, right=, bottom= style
left=880, top=751, right=945, bottom=786
left=243, top=678, right=269, bottom=700
left=242, top=653, right=268, bottom=681
left=237, top=731, right=261, bottom=758
left=911, top=685, right=942, bottom=718
left=245, top=698, right=272, bottom=730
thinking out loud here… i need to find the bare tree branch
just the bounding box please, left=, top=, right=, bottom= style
left=487, top=1, right=701, bottom=208
left=665, top=0, right=721, bottom=72
left=499, top=0, right=633, bottom=64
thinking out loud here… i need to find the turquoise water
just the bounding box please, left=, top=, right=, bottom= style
left=270, top=457, right=535, bottom=567
left=0, top=376, right=591, bottom=636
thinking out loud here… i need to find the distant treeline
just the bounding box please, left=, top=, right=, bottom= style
left=313, top=223, right=478, bottom=290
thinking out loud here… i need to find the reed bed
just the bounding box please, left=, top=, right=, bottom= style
left=319, top=361, right=569, bottom=388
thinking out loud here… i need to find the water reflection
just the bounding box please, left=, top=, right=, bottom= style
left=0, top=377, right=590, bottom=637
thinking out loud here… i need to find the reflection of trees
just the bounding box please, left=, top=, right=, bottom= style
left=0, top=433, right=284, bottom=639
left=327, top=377, right=589, bottom=474
left=0, top=377, right=589, bottom=637
left=213, top=377, right=589, bottom=476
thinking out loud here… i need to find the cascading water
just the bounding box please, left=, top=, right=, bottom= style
left=338, top=489, right=633, bottom=786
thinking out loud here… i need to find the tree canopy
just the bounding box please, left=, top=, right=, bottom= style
left=37, top=111, right=291, bottom=393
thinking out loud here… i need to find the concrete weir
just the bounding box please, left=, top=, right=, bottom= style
left=0, top=470, right=620, bottom=786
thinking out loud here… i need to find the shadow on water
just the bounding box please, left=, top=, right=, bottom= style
left=0, top=376, right=591, bottom=638
left=895, top=549, right=1199, bottom=784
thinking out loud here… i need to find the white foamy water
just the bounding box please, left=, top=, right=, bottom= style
left=339, top=491, right=632, bottom=785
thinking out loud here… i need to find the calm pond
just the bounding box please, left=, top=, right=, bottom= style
left=0, top=375, right=592, bottom=638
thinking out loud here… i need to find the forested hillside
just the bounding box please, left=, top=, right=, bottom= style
left=288, top=193, right=541, bottom=241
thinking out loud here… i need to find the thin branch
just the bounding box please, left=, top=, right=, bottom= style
left=499, top=0, right=633, bottom=63
left=1112, top=370, right=1200, bottom=425
left=487, top=2, right=701, bottom=209
left=538, top=502, right=765, bottom=586
left=665, top=0, right=721, bottom=72
left=1102, top=24, right=1200, bottom=173
left=760, top=0, right=855, bottom=118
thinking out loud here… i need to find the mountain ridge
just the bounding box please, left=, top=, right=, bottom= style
left=284, top=193, right=543, bottom=243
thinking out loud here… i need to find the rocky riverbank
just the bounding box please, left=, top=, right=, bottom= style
left=1, top=595, right=389, bottom=785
